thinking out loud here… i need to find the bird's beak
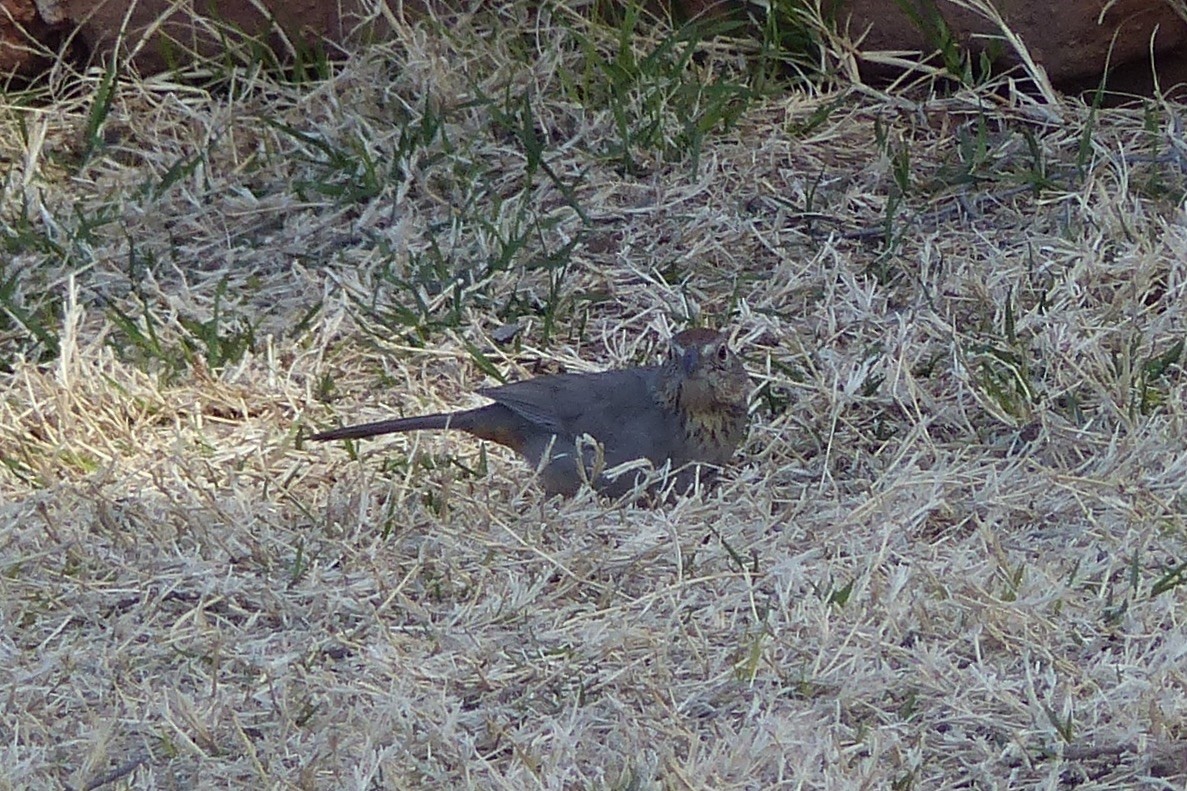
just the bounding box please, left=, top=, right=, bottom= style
left=681, top=346, right=700, bottom=375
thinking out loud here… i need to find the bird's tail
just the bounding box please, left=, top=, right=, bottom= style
left=308, top=412, right=460, bottom=442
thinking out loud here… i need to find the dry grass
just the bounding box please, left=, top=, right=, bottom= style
left=2, top=2, right=1187, bottom=789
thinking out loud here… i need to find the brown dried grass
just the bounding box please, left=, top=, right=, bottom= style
left=2, top=3, right=1186, bottom=789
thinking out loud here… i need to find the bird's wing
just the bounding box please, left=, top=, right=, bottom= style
left=479, top=368, right=659, bottom=438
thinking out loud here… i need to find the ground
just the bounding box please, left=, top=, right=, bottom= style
left=2, top=3, right=1186, bottom=789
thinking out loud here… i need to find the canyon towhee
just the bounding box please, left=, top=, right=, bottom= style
left=308, top=328, right=749, bottom=497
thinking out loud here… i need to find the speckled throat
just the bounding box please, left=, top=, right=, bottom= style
left=682, top=403, right=749, bottom=465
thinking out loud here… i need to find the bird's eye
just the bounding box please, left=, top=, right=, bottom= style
left=715, top=344, right=729, bottom=362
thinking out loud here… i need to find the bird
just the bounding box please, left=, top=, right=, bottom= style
left=308, top=328, right=750, bottom=497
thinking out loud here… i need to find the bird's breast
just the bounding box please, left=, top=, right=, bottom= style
left=682, top=406, right=748, bottom=464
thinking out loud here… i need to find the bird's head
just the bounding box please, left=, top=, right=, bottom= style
left=666, top=328, right=749, bottom=413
